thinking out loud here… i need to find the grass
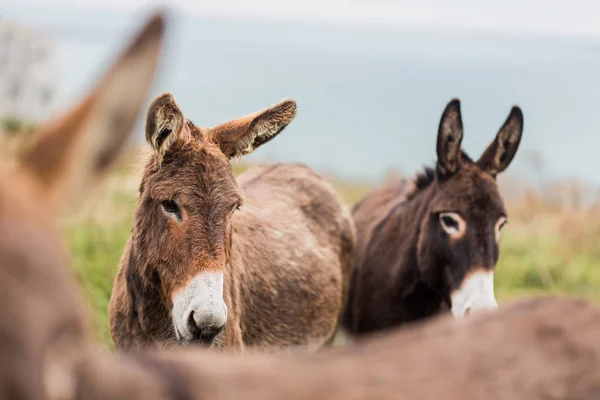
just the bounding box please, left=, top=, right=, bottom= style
left=60, top=148, right=600, bottom=348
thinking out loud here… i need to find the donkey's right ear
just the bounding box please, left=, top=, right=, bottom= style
left=476, top=106, right=523, bottom=177
left=19, top=13, right=165, bottom=210
left=436, top=98, right=464, bottom=177
left=145, top=92, right=185, bottom=164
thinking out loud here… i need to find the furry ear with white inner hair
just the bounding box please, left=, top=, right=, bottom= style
left=145, top=92, right=186, bottom=166
left=209, top=99, right=297, bottom=159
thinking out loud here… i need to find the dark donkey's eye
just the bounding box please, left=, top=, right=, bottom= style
left=441, top=215, right=459, bottom=230
left=499, top=218, right=508, bottom=229
left=161, top=200, right=181, bottom=219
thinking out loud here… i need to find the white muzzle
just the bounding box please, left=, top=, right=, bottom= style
left=171, top=271, right=227, bottom=342
left=450, top=270, right=498, bottom=317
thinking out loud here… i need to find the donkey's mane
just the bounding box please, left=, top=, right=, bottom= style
left=408, top=151, right=473, bottom=200
left=414, top=166, right=436, bottom=192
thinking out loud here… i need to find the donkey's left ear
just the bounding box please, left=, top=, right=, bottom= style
left=477, top=106, right=523, bottom=177
left=209, top=99, right=297, bottom=158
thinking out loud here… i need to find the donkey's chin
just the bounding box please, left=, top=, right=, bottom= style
left=174, top=322, right=225, bottom=348
left=174, top=331, right=212, bottom=347
left=190, top=330, right=223, bottom=347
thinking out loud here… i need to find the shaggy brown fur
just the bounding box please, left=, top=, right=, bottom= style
left=0, top=13, right=164, bottom=399
left=108, top=94, right=356, bottom=352
left=76, top=297, right=600, bottom=400
left=343, top=99, right=524, bottom=336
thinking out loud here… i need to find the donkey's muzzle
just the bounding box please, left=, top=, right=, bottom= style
left=172, top=271, right=227, bottom=344
left=187, top=310, right=225, bottom=345
left=450, top=269, right=498, bottom=317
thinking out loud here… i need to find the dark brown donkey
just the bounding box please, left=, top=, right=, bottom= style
left=342, top=98, right=523, bottom=337
left=0, top=13, right=164, bottom=399
left=108, top=94, right=355, bottom=351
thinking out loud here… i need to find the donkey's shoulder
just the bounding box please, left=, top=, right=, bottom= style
left=237, top=163, right=331, bottom=193
left=236, top=163, right=351, bottom=235
left=352, top=178, right=414, bottom=217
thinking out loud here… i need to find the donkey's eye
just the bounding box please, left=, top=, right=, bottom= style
left=498, top=218, right=508, bottom=229
left=229, top=204, right=240, bottom=220
left=495, top=216, right=507, bottom=241
left=161, top=200, right=181, bottom=219
left=441, top=216, right=459, bottom=230
left=231, top=200, right=242, bottom=214
left=439, top=212, right=465, bottom=238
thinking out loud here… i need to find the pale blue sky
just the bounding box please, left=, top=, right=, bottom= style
left=4, top=0, right=600, bottom=39
left=4, top=0, right=600, bottom=185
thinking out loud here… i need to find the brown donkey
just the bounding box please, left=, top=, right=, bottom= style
left=0, top=13, right=165, bottom=399
left=342, top=98, right=523, bottom=337
left=108, top=94, right=355, bottom=351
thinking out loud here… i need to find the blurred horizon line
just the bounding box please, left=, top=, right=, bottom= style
left=5, top=1, right=600, bottom=43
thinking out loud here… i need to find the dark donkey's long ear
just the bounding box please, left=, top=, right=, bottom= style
left=209, top=99, right=297, bottom=159
left=20, top=13, right=165, bottom=210
left=436, top=99, right=464, bottom=176
left=477, top=106, right=523, bottom=177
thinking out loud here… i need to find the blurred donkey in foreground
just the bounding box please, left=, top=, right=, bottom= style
left=1, top=10, right=600, bottom=400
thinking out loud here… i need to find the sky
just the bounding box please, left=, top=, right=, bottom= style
left=4, top=0, right=600, bottom=40
left=3, top=0, right=600, bottom=185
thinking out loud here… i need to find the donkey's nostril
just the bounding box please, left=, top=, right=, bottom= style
left=185, top=310, right=225, bottom=345
left=464, top=307, right=472, bottom=316
left=187, top=310, right=196, bottom=330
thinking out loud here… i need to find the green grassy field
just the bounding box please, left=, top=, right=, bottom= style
left=60, top=148, right=600, bottom=348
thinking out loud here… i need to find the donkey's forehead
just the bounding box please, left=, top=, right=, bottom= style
left=147, top=135, right=227, bottom=174
left=434, top=167, right=506, bottom=215
left=0, top=169, right=49, bottom=217
left=142, top=140, right=239, bottom=198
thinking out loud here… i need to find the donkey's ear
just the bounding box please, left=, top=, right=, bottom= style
left=436, top=98, right=464, bottom=176
left=19, top=13, right=164, bottom=208
left=145, top=92, right=185, bottom=164
left=210, top=99, right=297, bottom=159
left=477, top=106, right=523, bottom=177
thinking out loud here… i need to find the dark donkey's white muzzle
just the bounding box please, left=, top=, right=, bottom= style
left=450, top=270, right=498, bottom=317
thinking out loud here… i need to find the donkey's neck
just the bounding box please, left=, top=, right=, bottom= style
left=122, top=243, right=174, bottom=348
left=391, top=183, right=446, bottom=322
